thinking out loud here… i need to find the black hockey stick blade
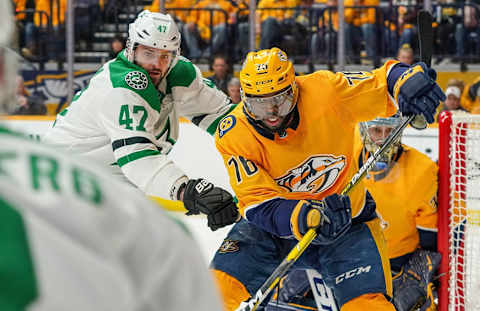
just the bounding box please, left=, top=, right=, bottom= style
left=410, top=10, right=434, bottom=130
left=417, top=10, right=433, bottom=67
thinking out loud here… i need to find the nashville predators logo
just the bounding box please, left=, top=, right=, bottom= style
left=218, top=115, right=236, bottom=138
left=275, top=155, right=346, bottom=193
left=218, top=239, right=240, bottom=253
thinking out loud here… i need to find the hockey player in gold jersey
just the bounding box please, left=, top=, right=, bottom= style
left=210, top=47, right=445, bottom=311
left=358, top=115, right=441, bottom=310
left=358, top=116, right=438, bottom=264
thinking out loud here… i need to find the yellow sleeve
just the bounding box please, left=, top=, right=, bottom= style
left=325, top=60, right=398, bottom=124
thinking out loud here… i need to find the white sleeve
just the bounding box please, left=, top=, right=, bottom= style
left=173, top=64, right=236, bottom=135
left=128, top=201, right=224, bottom=311
left=99, top=88, right=187, bottom=200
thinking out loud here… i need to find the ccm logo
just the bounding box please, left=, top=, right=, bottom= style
left=335, top=265, right=371, bottom=284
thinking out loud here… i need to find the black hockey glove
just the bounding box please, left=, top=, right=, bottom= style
left=392, top=249, right=441, bottom=311
left=292, top=194, right=352, bottom=245
left=182, top=179, right=239, bottom=231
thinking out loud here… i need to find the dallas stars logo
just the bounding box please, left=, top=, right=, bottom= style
left=125, top=71, right=148, bottom=90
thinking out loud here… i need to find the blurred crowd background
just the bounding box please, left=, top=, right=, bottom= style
left=8, top=0, right=480, bottom=116
left=11, top=0, right=480, bottom=66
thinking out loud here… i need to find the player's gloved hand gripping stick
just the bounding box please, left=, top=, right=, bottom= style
left=235, top=10, right=440, bottom=311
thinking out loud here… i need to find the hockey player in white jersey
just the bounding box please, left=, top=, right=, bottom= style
left=43, top=10, right=239, bottom=231
left=0, top=3, right=223, bottom=310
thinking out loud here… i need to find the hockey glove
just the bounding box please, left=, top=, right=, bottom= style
left=393, top=62, right=446, bottom=124
left=183, top=179, right=240, bottom=231
left=392, top=249, right=441, bottom=311
left=291, top=194, right=352, bottom=245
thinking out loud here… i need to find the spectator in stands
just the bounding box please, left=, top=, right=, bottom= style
left=435, top=0, right=460, bottom=63
left=436, top=79, right=466, bottom=121
left=22, top=0, right=67, bottom=60
left=343, top=0, right=379, bottom=64
left=13, top=0, right=35, bottom=55
left=256, top=0, right=297, bottom=50
left=74, top=0, right=101, bottom=50
left=345, top=0, right=379, bottom=65
left=454, top=1, right=480, bottom=68
left=395, top=0, right=420, bottom=49
left=396, top=43, right=414, bottom=65
left=227, top=77, right=241, bottom=104
left=184, top=0, right=237, bottom=60
left=230, top=0, right=250, bottom=61
left=12, top=74, right=46, bottom=115
left=311, top=0, right=338, bottom=63
left=461, top=76, right=480, bottom=114
left=109, top=34, right=125, bottom=59
left=207, top=54, right=232, bottom=95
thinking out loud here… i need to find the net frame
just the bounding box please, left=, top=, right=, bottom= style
left=438, top=110, right=480, bottom=311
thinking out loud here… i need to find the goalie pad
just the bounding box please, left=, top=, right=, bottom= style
left=392, top=250, right=441, bottom=311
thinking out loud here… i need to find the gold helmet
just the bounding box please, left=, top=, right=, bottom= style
left=0, top=0, right=17, bottom=115
left=240, top=48, right=298, bottom=122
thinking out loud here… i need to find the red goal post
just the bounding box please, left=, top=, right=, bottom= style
left=438, top=110, right=480, bottom=311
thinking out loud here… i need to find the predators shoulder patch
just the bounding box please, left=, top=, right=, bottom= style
left=219, top=239, right=240, bottom=253
left=218, top=115, right=236, bottom=138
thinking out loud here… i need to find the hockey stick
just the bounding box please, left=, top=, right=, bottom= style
left=418, top=10, right=433, bottom=68
left=236, top=13, right=434, bottom=311
left=410, top=10, right=434, bottom=129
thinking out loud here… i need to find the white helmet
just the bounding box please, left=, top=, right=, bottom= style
left=126, top=10, right=181, bottom=62
left=0, top=0, right=17, bottom=115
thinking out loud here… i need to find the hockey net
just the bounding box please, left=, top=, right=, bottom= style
left=438, top=111, right=480, bottom=311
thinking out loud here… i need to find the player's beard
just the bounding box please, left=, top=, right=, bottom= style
left=148, top=70, right=166, bottom=87
left=260, top=109, right=295, bottom=135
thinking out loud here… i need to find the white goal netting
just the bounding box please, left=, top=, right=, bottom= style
left=443, top=112, right=480, bottom=311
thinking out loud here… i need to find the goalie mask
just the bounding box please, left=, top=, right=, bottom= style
left=240, top=48, right=298, bottom=135
left=125, top=11, right=181, bottom=82
left=0, top=0, right=17, bottom=116
left=359, top=114, right=404, bottom=174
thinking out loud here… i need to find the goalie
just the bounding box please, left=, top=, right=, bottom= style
left=358, top=115, right=441, bottom=311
